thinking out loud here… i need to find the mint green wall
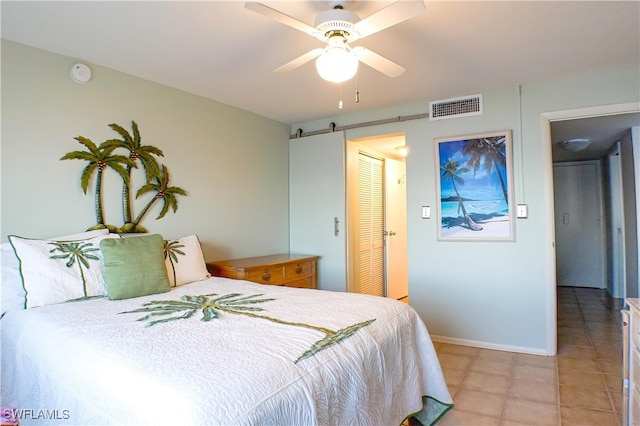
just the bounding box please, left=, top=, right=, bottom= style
left=4, top=38, right=638, bottom=353
left=1, top=40, right=291, bottom=261
left=294, top=64, right=640, bottom=354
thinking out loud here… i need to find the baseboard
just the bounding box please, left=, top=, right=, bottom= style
left=431, top=334, right=554, bottom=356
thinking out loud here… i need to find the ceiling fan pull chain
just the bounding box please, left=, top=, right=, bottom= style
left=338, top=83, right=344, bottom=109
left=355, top=72, right=360, bottom=103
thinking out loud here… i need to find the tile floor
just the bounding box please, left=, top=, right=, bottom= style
left=432, top=286, right=624, bottom=425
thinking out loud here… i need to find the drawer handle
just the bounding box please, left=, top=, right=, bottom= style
left=262, top=269, right=271, bottom=281
left=295, top=265, right=303, bottom=274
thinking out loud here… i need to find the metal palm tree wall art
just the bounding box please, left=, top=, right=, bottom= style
left=107, top=122, right=164, bottom=232
left=61, top=136, right=134, bottom=232
left=61, top=121, right=187, bottom=233
left=132, top=165, right=187, bottom=231
left=121, top=292, right=376, bottom=364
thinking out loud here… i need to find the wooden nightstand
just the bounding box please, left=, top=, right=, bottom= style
left=206, top=254, right=319, bottom=289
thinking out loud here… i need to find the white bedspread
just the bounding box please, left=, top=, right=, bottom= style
left=1, top=277, right=452, bottom=425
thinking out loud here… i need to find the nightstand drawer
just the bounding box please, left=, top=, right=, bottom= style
left=207, top=254, right=319, bottom=289
left=284, top=260, right=314, bottom=281
left=246, top=266, right=284, bottom=284
left=286, top=277, right=315, bottom=289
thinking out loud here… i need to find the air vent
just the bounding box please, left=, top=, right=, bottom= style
left=429, top=94, right=483, bottom=121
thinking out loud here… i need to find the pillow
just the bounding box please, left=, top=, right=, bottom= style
left=1, top=229, right=110, bottom=315
left=1, top=242, right=27, bottom=316
left=164, top=234, right=210, bottom=287
left=100, top=234, right=170, bottom=300
left=8, top=232, right=117, bottom=309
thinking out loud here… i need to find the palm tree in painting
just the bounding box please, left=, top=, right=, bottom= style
left=106, top=121, right=164, bottom=232
left=130, top=165, right=187, bottom=233
left=164, top=239, right=186, bottom=286
left=462, top=136, right=508, bottom=203
left=121, top=292, right=375, bottom=364
left=61, top=136, right=135, bottom=232
left=49, top=240, right=101, bottom=298
left=441, top=158, right=483, bottom=231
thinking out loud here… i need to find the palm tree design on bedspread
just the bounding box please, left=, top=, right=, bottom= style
left=121, top=293, right=376, bottom=364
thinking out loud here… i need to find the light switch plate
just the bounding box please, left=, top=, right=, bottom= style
left=421, top=206, right=431, bottom=219
left=517, top=204, right=528, bottom=218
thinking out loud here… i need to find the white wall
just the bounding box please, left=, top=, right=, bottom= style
left=1, top=40, right=291, bottom=261
left=293, top=64, right=640, bottom=354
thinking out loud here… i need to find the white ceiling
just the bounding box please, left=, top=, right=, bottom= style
left=551, top=112, right=640, bottom=163
left=2, top=1, right=639, bottom=160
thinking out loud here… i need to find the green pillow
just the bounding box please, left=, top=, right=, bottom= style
left=100, top=234, right=170, bottom=300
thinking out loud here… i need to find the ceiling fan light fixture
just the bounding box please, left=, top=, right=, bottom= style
left=316, top=46, right=358, bottom=83
left=315, top=32, right=359, bottom=83
left=246, top=1, right=426, bottom=84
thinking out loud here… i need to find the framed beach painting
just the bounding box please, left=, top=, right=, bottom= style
left=435, top=130, right=515, bottom=241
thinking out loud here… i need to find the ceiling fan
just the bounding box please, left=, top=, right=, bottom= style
left=245, top=1, right=426, bottom=83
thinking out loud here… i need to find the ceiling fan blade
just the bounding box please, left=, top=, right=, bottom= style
left=353, top=47, right=406, bottom=78
left=245, top=2, right=318, bottom=37
left=274, top=48, right=324, bottom=74
left=354, top=1, right=425, bottom=39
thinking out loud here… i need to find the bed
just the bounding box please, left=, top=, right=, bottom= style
left=1, top=232, right=452, bottom=425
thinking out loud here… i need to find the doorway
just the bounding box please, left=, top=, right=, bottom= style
left=346, top=133, right=408, bottom=301
left=543, top=103, right=640, bottom=353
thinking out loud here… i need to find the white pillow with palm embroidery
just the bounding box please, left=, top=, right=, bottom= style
left=1, top=229, right=110, bottom=315
left=164, top=235, right=210, bottom=287
left=9, top=233, right=119, bottom=308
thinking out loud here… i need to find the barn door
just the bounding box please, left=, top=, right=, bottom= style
left=289, top=132, right=347, bottom=292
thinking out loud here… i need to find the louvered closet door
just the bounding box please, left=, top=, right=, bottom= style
left=358, top=153, right=384, bottom=296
